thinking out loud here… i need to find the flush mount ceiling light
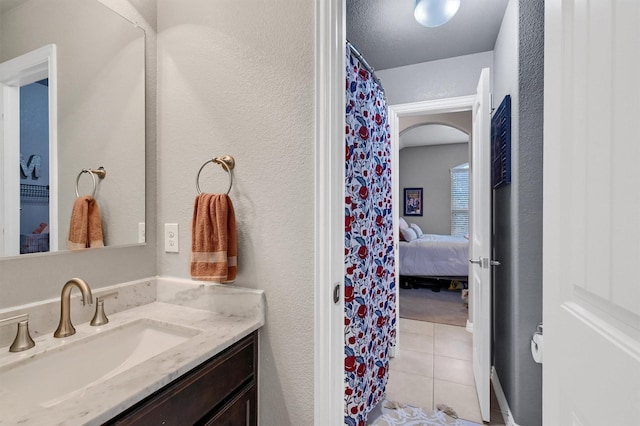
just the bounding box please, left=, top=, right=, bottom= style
left=414, top=0, right=461, bottom=28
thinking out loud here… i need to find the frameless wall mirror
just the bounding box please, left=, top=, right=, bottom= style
left=0, top=0, right=145, bottom=257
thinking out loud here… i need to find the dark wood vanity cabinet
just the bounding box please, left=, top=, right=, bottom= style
left=106, top=332, right=258, bottom=426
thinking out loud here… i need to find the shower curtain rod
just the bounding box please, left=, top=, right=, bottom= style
left=346, top=41, right=386, bottom=97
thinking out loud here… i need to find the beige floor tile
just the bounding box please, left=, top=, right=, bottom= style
left=385, top=369, right=434, bottom=411
left=398, top=331, right=434, bottom=354
left=434, top=323, right=471, bottom=342
left=389, top=348, right=433, bottom=377
left=433, top=355, right=475, bottom=386
left=434, top=333, right=473, bottom=361
left=399, top=318, right=435, bottom=336
left=433, top=379, right=483, bottom=424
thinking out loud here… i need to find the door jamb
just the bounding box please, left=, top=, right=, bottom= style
left=388, top=96, right=476, bottom=343
left=314, top=1, right=345, bottom=425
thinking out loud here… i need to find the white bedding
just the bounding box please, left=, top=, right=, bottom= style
left=399, top=234, right=469, bottom=277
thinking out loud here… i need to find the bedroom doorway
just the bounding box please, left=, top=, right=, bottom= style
left=389, top=95, right=476, bottom=348
left=396, top=117, right=471, bottom=329
left=388, top=82, right=494, bottom=422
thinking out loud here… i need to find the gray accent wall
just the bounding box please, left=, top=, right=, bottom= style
left=399, top=144, right=468, bottom=235
left=492, top=0, right=544, bottom=425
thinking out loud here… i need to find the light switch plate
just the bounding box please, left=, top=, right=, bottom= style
left=138, top=222, right=146, bottom=243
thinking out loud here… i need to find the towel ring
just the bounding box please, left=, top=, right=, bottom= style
left=196, top=155, right=235, bottom=195
left=75, top=167, right=106, bottom=198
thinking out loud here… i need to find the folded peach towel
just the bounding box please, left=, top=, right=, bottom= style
left=191, top=193, right=237, bottom=283
left=67, top=196, right=104, bottom=250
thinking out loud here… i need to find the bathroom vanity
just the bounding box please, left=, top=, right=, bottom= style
left=0, top=278, right=264, bottom=425
left=108, top=331, right=257, bottom=425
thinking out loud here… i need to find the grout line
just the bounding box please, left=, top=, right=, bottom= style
left=395, top=318, right=482, bottom=423
left=430, top=331, right=435, bottom=377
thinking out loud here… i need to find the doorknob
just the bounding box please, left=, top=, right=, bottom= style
left=490, top=260, right=501, bottom=266
left=469, top=259, right=481, bottom=265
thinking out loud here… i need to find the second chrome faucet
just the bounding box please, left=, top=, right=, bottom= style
left=53, top=278, right=93, bottom=338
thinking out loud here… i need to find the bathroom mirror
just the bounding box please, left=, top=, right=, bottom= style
left=0, top=0, right=145, bottom=256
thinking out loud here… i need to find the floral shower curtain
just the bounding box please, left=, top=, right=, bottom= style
left=344, top=45, right=396, bottom=426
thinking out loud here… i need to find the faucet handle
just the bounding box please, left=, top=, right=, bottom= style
left=90, top=291, right=118, bottom=326
left=0, top=314, right=36, bottom=352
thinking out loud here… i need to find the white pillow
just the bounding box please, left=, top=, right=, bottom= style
left=400, top=227, right=417, bottom=242
left=398, top=217, right=409, bottom=230
left=410, top=223, right=424, bottom=237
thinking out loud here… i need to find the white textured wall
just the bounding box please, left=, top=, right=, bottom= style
left=377, top=51, right=494, bottom=104
left=156, top=1, right=315, bottom=423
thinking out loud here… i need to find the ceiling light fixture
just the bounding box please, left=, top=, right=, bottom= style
left=414, top=0, right=461, bottom=28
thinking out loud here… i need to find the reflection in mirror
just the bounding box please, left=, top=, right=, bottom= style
left=20, top=78, right=51, bottom=253
left=0, top=0, right=145, bottom=257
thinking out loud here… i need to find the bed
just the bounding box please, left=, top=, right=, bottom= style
left=399, top=233, right=469, bottom=278
left=397, top=217, right=469, bottom=283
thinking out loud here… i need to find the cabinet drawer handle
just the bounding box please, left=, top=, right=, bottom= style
left=246, top=399, right=250, bottom=425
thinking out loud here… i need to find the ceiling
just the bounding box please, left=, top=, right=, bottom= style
left=346, top=0, right=509, bottom=71
left=347, top=0, right=506, bottom=148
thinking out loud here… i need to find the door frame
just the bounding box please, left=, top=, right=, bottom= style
left=313, top=0, right=489, bottom=421
left=314, top=1, right=345, bottom=425
left=388, top=96, right=476, bottom=351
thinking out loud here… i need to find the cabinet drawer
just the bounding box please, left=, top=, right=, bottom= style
left=108, top=332, right=257, bottom=425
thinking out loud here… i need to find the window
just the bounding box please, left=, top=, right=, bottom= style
left=451, top=163, right=469, bottom=236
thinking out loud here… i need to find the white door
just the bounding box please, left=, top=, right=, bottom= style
left=469, top=67, right=491, bottom=423
left=544, top=1, right=640, bottom=424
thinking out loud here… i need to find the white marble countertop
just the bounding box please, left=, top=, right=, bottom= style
left=0, top=277, right=264, bottom=425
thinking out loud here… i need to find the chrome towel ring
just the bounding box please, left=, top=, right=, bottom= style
left=196, top=155, right=235, bottom=195
left=75, top=167, right=106, bottom=198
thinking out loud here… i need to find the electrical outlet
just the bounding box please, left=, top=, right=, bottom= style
left=164, top=223, right=179, bottom=252
left=138, top=222, right=146, bottom=243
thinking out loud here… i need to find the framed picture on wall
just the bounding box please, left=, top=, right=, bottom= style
left=404, top=188, right=423, bottom=216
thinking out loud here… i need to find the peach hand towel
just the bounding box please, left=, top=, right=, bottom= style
left=67, top=196, right=104, bottom=250
left=190, top=193, right=237, bottom=283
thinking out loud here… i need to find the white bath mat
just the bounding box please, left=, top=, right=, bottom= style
left=369, top=400, right=481, bottom=426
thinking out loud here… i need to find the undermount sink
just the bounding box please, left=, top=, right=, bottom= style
left=0, top=318, right=200, bottom=407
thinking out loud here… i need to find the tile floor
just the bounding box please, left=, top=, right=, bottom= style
left=382, top=318, right=505, bottom=425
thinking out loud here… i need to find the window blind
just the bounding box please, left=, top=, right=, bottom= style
left=451, top=163, right=469, bottom=236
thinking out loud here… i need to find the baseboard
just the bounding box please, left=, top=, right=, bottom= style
left=466, top=319, right=473, bottom=332
left=491, top=367, right=522, bottom=426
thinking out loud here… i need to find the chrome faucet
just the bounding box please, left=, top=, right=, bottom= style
left=53, top=278, right=93, bottom=338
